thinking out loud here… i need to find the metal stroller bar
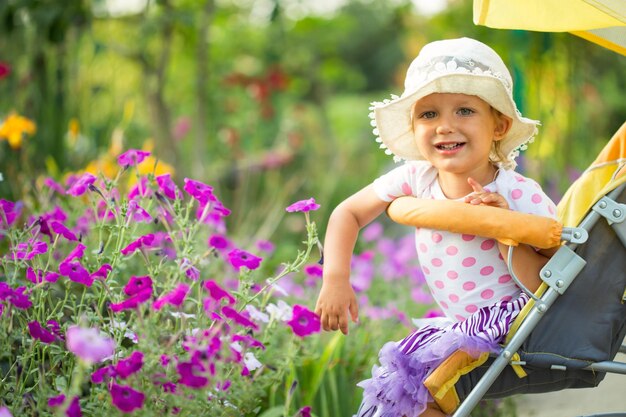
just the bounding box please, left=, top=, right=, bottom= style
left=452, top=181, right=626, bottom=417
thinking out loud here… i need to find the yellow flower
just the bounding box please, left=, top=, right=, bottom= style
left=0, top=113, right=36, bottom=149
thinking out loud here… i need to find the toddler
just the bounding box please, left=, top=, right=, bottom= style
left=314, top=37, right=558, bottom=417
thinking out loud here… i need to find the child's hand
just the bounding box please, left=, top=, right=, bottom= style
left=315, top=281, right=359, bottom=335
left=464, top=177, right=509, bottom=209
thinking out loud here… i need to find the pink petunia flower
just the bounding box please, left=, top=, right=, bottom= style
left=203, top=280, right=235, bottom=305
left=26, top=267, right=43, bottom=284
left=128, top=177, right=150, bottom=200
left=221, top=306, right=258, bottom=331
left=152, top=283, right=190, bottom=310
left=285, top=197, right=320, bottom=213
left=286, top=305, right=321, bottom=337
left=66, top=173, right=96, bottom=197
left=43, top=177, right=65, bottom=194
left=110, top=383, right=145, bottom=413
left=91, top=264, right=112, bottom=281
left=227, top=249, right=262, bottom=271
left=120, top=234, right=155, bottom=256
left=255, top=239, right=275, bottom=254
left=62, top=243, right=86, bottom=264
left=117, top=149, right=151, bottom=167
left=0, top=61, right=11, bottom=80
left=124, top=275, right=153, bottom=296
left=66, top=326, right=115, bottom=364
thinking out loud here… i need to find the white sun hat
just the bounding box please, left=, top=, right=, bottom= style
left=370, top=37, right=539, bottom=169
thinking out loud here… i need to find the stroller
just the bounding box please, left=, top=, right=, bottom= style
left=386, top=121, right=626, bottom=417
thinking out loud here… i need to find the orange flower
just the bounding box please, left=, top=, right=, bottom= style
left=0, top=113, right=36, bottom=149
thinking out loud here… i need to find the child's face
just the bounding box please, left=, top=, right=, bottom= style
left=411, top=93, right=511, bottom=177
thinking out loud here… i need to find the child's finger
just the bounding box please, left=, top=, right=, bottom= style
left=349, top=301, right=359, bottom=323
left=467, top=177, right=485, bottom=193
left=339, top=314, right=349, bottom=335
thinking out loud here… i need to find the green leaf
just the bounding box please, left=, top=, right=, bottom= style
left=301, top=332, right=343, bottom=405
left=55, top=375, right=67, bottom=391
left=257, top=405, right=285, bottom=417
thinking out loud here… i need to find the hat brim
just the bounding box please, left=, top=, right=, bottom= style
left=373, top=74, right=539, bottom=164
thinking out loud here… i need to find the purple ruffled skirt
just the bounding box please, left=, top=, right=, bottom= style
left=355, top=293, right=529, bottom=417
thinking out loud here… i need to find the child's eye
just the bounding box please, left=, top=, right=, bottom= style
left=458, top=108, right=474, bottom=116
left=419, top=111, right=437, bottom=119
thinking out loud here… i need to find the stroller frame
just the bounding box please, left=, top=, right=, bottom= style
left=453, top=181, right=626, bottom=417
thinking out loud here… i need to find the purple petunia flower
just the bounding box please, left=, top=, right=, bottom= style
left=50, top=221, right=78, bottom=241
left=48, top=395, right=82, bottom=417
left=91, top=264, right=112, bottom=281
left=110, top=383, right=145, bottom=413
left=285, top=197, right=320, bottom=213
left=0, top=304, right=4, bottom=318
left=28, top=321, right=56, bottom=344
left=128, top=177, right=150, bottom=200
left=59, top=261, right=94, bottom=287
left=127, top=200, right=152, bottom=223
left=231, top=334, right=265, bottom=350
left=298, top=406, right=312, bottom=417
left=7, top=286, right=32, bottom=309
left=153, top=283, right=190, bottom=310
left=255, top=239, right=275, bottom=254
left=176, top=361, right=209, bottom=388
left=115, top=351, right=144, bottom=379
left=47, top=394, right=66, bottom=407
left=26, top=267, right=43, bottom=284
left=91, top=365, right=116, bottom=384
left=208, top=234, right=230, bottom=251
left=66, top=326, right=115, bottom=364
left=0, top=406, right=12, bottom=417
left=66, top=173, right=96, bottom=197
left=0, top=199, right=22, bottom=228
left=156, top=173, right=180, bottom=200
left=183, top=178, right=216, bottom=205
left=227, top=249, right=262, bottom=271
left=12, top=240, right=48, bottom=261
left=221, top=306, right=258, bottom=330
left=117, top=149, right=151, bottom=167
left=286, top=305, right=321, bottom=338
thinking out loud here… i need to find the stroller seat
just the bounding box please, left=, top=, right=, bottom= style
left=386, top=121, right=626, bottom=416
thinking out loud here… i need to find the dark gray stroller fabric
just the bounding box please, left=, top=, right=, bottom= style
left=457, top=186, right=626, bottom=399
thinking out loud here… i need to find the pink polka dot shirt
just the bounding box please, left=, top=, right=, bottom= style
left=373, top=161, right=557, bottom=322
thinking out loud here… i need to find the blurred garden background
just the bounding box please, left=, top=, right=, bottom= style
left=1, top=0, right=625, bottom=416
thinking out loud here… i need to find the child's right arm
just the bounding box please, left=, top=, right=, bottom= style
left=314, top=184, right=390, bottom=335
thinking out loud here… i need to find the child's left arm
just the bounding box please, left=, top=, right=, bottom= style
left=465, top=177, right=557, bottom=293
